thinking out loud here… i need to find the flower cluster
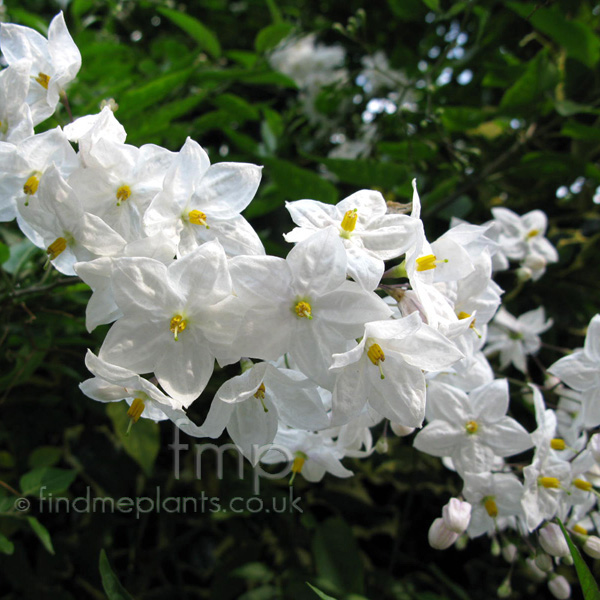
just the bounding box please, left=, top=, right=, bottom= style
left=2, top=13, right=598, bottom=598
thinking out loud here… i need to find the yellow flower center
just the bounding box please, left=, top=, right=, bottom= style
left=340, top=208, right=358, bottom=238
left=573, top=478, right=593, bottom=492
left=289, top=450, right=308, bottom=485
left=465, top=420, right=478, bottom=434
left=170, top=314, right=188, bottom=341
left=116, top=185, right=131, bottom=205
left=538, top=476, right=560, bottom=489
left=550, top=438, right=566, bottom=451
left=367, top=343, right=386, bottom=380
left=23, top=173, right=41, bottom=196
left=415, top=254, right=448, bottom=272
left=46, top=237, right=67, bottom=260
left=188, top=210, right=209, bottom=228
left=35, top=72, right=50, bottom=90
left=127, top=397, right=146, bottom=423
left=483, top=497, right=498, bottom=518
left=294, top=300, right=312, bottom=319
left=526, top=229, right=540, bottom=239
left=573, top=524, right=588, bottom=536
left=254, top=382, right=268, bottom=412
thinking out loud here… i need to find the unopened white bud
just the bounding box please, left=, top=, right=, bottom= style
left=562, top=554, right=574, bottom=566
left=539, top=523, right=570, bottom=557
left=516, top=266, right=532, bottom=282
left=534, top=553, right=554, bottom=573
left=583, top=535, right=600, bottom=559
left=490, top=537, right=501, bottom=556
left=524, top=253, right=547, bottom=271
left=548, top=575, right=571, bottom=600
left=390, top=422, right=415, bottom=437
left=428, top=518, right=459, bottom=550
left=502, top=543, right=517, bottom=563
left=442, top=498, right=471, bottom=534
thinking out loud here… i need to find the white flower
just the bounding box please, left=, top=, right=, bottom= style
left=428, top=518, right=459, bottom=550
left=549, top=314, right=600, bottom=427
left=414, top=379, right=532, bottom=475
left=0, top=59, right=34, bottom=144
left=329, top=312, right=462, bottom=427
left=284, top=189, right=418, bottom=290
left=0, top=12, right=81, bottom=125
left=144, top=137, right=264, bottom=257
left=99, top=240, right=242, bottom=405
left=538, top=523, right=570, bottom=557
left=442, top=498, right=472, bottom=534
left=485, top=307, right=553, bottom=373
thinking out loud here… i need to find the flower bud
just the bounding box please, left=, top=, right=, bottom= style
left=539, top=523, right=570, bottom=557
left=548, top=575, right=571, bottom=600
left=428, top=518, right=459, bottom=550
left=442, top=498, right=471, bottom=534
left=497, top=578, right=512, bottom=598
left=583, top=535, right=600, bottom=559
left=524, top=253, right=547, bottom=271
left=375, top=437, right=388, bottom=454
left=534, top=553, right=554, bottom=573
left=526, top=557, right=548, bottom=581
left=516, top=266, right=532, bottom=282
left=390, top=422, right=415, bottom=437
left=502, top=543, right=517, bottom=563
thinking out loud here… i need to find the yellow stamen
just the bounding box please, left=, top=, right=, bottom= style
left=550, top=438, right=566, bottom=451
left=188, top=210, right=209, bottom=228
left=573, top=524, right=588, bottom=536
left=457, top=311, right=471, bottom=320
left=340, top=208, right=358, bottom=238
left=526, top=229, right=540, bottom=239
left=289, top=451, right=307, bottom=485
left=573, top=478, right=593, bottom=492
left=483, top=497, right=498, bottom=518
left=23, top=174, right=40, bottom=196
left=465, top=420, right=478, bottom=434
left=116, top=185, right=131, bottom=205
left=416, top=254, right=437, bottom=271
left=538, top=476, right=560, bottom=489
left=35, top=72, right=50, bottom=90
left=46, top=237, right=67, bottom=260
left=254, top=383, right=268, bottom=412
left=367, top=343, right=385, bottom=379
left=294, top=300, right=312, bottom=320
left=170, top=314, right=188, bottom=341
left=127, top=397, right=146, bottom=423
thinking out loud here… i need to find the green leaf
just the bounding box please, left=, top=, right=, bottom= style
left=6, top=8, right=48, bottom=33
left=387, top=0, right=427, bottom=21
left=255, top=23, right=293, bottom=54
left=27, top=516, right=54, bottom=555
left=28, top=447, right=63, bottom=469
left=439, top=107, right=490, bottom=132
left=262, top=158, right=338, bottom=205
left=317, top=157, right=409, bottom=190
left=157, top=7, right=221, bottom=58
left=508, top=3, right=600, bottom=68
left=561, top=121, right=600, bottom=142
left=2, top=238, right=39, bottom=275
left=420, top=0, right=440, bottom=11
left=20, top=467, right=77, bottom=497
left=99, top=549, right=135, bottom=600
left=232, top=562, right=274, bottom=583
left=214, top=93, right=260, bottom=121
left=0, top=242, right=9, bottom=264
left=306, top=583, right=338, bottom=600
left=0, top=532, right=14, bottom=555
left=312, top=516, right=364, bottom=594
left=106, top=403, right=159, bottom=476
left=500, top=50, right=558, bottom=111
left=378, top=141, right=437, bottom=161
left=557, top=518, right=600, bottom=600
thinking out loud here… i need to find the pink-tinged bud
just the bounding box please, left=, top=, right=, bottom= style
left=548, top=575, right=571, bottom=600
left=583, top=536, right=600, bottom=559
left=539, top=523, right=570, bottom=557
left=428, top=518, right=459, bottom=550
left=442, top=498, right=471, bottom=534
left=390, top=422, right=415, bottom=437
left=590, top=434, right=600, bottom=463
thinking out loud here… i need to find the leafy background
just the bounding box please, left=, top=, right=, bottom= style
left=1, top=0, right=600, bottom=598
